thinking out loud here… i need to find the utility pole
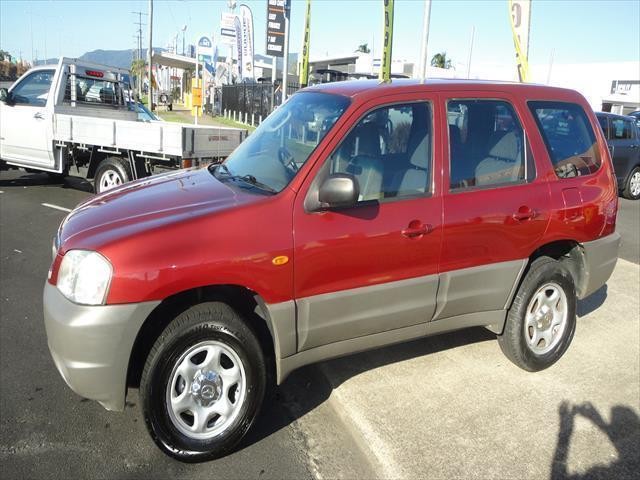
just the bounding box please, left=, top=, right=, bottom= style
left=282, top=0, right=291, bottom=102
left=132, top=11, right=147, bottom=98
left=418, top=0, right=431, bottom=82
left=147, top=0, right=153, bottom=110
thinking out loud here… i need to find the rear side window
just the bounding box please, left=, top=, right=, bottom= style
left=597, top=115, right=610, bottom=140
left=610, top=118, right=633, bottom=140
left=64, top=75, right=125, bottom=107
left=529, top=101, right=601, bottom=178
left=447, top=99, right=533, bottom=190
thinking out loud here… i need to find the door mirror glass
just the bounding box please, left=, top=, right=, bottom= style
left=318, top=174, right=359, bottom=209
left=0, top=88, right=8, bottom=103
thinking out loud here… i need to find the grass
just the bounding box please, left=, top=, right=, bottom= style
left=157, top=108, right=256, bottom=132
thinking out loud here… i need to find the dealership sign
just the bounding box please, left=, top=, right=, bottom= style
left=266, top=0, right=286, bottom=57
left=220, top=13, right=236, bottom=46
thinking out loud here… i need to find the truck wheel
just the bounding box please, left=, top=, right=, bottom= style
left=94, top=156, right=131, bottom=194
left=140, top=302, right=267, bottom=462
left=498, top=257, right=576, bottom=372
left=622, top=166, right=640, bottom=200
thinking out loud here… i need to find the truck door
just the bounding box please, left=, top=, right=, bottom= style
left=0, top=69, right=55, bottom=168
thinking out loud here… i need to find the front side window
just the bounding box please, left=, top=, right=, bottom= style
left=529, top=101, right=601, bottom=178
left=325, top=102, right=432, bottom=201
left=447, top=99, right=531, bottom=190
left=610, top=118, right=633, bottom=140
left=10, top=70, right=54, bottom=107
left=219, top=92, right=350, bottom=193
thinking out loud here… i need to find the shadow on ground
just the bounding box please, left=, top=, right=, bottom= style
left=0, top=170, right=93, bottom=193
left=551, top=401, right=640, bottom=479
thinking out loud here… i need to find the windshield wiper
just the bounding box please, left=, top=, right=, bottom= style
left=211, top=163, right=277, bottom=194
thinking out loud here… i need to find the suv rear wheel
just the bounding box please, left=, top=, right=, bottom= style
left=140, top=302, right=267, bottom=462
left=498, top=257, right=577, bottom=371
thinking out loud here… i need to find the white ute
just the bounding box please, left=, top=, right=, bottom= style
left=0, top=58, right=247, bottom=193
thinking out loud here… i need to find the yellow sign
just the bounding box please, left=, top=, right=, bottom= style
left=379, top=0, right=395, bottom=83
left=192, top=87, right=202, bottom=106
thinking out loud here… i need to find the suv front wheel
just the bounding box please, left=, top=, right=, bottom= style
left=498, top=256, right=577, bottom=371
left=140, top=302, right=267, bottom=462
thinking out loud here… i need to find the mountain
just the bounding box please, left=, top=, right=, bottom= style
left=34, top=48, right=165, bottom=69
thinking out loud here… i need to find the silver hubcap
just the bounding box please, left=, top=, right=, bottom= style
left=166, top=341, right=246, bottom=440
left=524, top=282, right=568, bottom=355
left=99, top=169, right=122, bottom=192
left=630, top=171, right=640, bottom=197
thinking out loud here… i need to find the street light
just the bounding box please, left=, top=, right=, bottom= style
left=181, top=25, right=187, bottom=55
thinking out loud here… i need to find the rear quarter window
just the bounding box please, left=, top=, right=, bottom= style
left=529, top=101, right=601, bottom=178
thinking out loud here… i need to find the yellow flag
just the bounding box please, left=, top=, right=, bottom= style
left=379, top=0, right=394, bottom=83
left=508, top=0, right=531, bottom=82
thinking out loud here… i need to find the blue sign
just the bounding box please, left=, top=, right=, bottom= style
left=198, top=36, right=212, bottom=49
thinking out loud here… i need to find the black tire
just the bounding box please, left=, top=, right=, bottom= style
left=498, top=256, right=577, bottom=372
left=622, top=166, right=640, bottom=200
left=94, top=156, right=131, bottom=194
left=140, top=302, right=267, bottom=462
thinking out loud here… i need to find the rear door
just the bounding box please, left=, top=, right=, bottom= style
left=292, top=93, right=444, bottom=352
left=0, top=69, right=55, bottom=167
left=437, top=92, right=551, bottom=324
left=608, top=117, right=638, bottom=184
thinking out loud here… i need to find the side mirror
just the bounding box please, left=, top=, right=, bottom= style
left=318, top=173, right=359, bottom=209
left=0, top=88, right=8, bottom=103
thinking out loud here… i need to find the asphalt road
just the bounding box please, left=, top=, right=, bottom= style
left=0, top=170, right=370, bottom=479
left=0, top=168, right=638, bottom=479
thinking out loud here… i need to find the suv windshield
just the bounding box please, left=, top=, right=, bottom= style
left=217, top=91, right=350, bottom=193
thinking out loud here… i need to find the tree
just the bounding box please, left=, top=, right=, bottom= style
left=355, top=43, right=371, bottom=54
left=430, top=52, right=453, bottom=69
left=130, top=59, right=146, bottom=95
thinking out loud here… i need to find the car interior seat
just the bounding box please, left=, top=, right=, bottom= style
left=475, top=130, right=523, bottom=186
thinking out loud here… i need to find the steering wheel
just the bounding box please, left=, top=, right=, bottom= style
left=278, top=146, right=298, bottom=174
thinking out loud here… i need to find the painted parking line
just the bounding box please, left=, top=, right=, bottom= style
left=42, top=203, right=72, bottom=213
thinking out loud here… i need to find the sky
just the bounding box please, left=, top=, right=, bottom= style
left=1, top=0, right=639, bottom=72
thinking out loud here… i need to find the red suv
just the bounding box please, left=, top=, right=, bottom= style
left=44, top=79, right=620, bottom=461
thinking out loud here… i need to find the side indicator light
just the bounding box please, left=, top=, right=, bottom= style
left=272, top=255, right=289, bottom=266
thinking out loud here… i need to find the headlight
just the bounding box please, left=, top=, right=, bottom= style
left=57, top=250, right=112, bottom=305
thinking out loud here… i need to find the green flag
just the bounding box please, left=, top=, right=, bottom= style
left=379, top=0, right=394, bottom=83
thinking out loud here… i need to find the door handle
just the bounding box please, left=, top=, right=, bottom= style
left=33, top=112, right=44, bottom=120
left=402, top=220, right=432, bottom=238
left=512, top=206, right=537, bottom=221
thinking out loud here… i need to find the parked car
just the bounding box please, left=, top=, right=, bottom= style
left=129, top=101, right=161, bottom=122
left=44, top=79, right=620, bottom=462
left=628, top=110, right=640, bottom=127
left=596, top=111, right=640, bottom=199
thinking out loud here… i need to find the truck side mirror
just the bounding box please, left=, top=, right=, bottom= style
left=318, top=173, right=359, bottom=209
left=0, top=88, right=9, bottom=103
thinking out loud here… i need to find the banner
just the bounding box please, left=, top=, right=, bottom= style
left=266, top=0, right=286, bottom=57
left=379, top=0, right=394, bottom=83
left=508, top=0, right=531, bottom=82
left=239, top=5, right=255, bottom=81
left=234, top=15, right=243, bottom=79
left=298, top=0, right=311, bottom=86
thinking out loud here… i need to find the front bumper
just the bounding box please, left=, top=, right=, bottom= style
left=580, top=232, right=621, bottom=299
left=43, top=283, right=160, bottom=411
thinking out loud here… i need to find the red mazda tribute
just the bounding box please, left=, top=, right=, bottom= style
left=44, top=79, right=620, bottom=461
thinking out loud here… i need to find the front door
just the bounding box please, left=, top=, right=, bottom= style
left=0, top=69, right=55, bottom=167
left=293, top=96, right=443, bottom=352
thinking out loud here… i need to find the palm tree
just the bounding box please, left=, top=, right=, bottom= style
left=355, top=43, right=371, bottom=54
left=430, top=52, right=453, bottom=69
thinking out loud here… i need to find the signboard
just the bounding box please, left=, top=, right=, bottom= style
left=508, top=0, right=531, bottom=82
left=266, top=0, right=286, bottom=57
left=220, top=13, right=237, bottom=46
left=192, top=87, right=202, bottom=106
left=198, top=36, right=212, bottom=50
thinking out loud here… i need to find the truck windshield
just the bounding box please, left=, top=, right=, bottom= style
left=218, top=92, right=350, bottom=193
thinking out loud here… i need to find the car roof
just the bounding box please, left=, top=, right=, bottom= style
left=302, top=78, right=583, bottom=102
left=596, top=111, right=636, bottom=121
